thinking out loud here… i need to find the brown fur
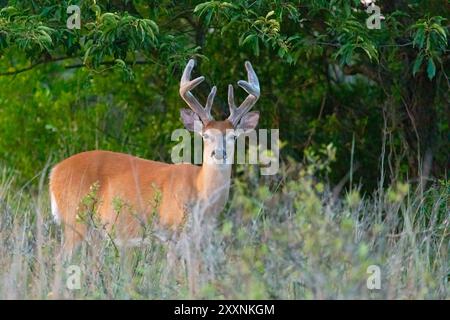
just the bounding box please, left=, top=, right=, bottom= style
left=49, top=121, right=234, bottom=252
left=204, top=120, right=233, bottom=133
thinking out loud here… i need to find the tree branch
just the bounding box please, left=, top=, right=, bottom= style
left=0, top=57, right=152, bottom=76
left=0, top=56, right=75, bottom=76
left=65, top=60, right=151, bottom=70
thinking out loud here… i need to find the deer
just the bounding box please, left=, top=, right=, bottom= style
left=49, top=59, right=260, bottom=253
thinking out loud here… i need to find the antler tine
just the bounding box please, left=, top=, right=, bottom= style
left=205, top=85, right=217, bottom=116
left=227, top=61, right=260, bottom=127
left=179, top=59, right=215, bottom=124
left=228, top=84, right=237, bottom=117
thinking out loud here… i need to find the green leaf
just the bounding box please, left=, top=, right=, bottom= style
left=145, top=19, right=159, bottom=33
left=431, top=23, right=447, bottom=40
left=91, top=4, right=101, bottom=18
left=426, top=58, right=436, bottom=80
left=205, top=8, right=214, bottom=26
left=253, top=36, right=260, bottom=56
left=194, top=2, right=212, bottom=14
left=115, top=59, right=126, bottom=68
left=240, top=33, right=256, bottom=46
left=0, top=6, right=18, bottom=17
left=266, top=11, right=275, bottom=19
left=413, top=27, right=425, bottom=49
left=412, top=54, right=424, bottom=76
left=83, top=46, right=92, bottom=65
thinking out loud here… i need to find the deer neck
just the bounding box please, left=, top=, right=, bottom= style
left=197, top=161, right=232, bottom=212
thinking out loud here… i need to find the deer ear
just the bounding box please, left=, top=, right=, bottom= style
left=181, top=109, right=203, bottom=132
left=236, top=111, right=259, bottom=134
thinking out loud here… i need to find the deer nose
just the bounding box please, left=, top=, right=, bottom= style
left=211, top=150, right=226, bottom=160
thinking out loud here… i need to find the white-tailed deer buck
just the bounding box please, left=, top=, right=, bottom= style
left=49, top=59, right=260, bottom=252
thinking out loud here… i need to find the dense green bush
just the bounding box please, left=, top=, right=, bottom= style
left=0, top=1, right=448, bottom=189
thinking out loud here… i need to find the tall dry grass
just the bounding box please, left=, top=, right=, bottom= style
left=0, top=155, right=448, bottom=299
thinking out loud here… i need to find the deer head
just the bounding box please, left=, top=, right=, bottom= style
left=179, top=59, right=260, bottom=165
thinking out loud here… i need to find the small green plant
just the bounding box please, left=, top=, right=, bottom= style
left=76, top=181, right=101, bottom=225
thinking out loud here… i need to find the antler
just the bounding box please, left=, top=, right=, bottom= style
left=227, top=61, right=260, bottom=127
left=179, top=59, right=216, bottom=124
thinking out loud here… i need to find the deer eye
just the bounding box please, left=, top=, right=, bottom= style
left=203, top=133, right=211, bottom=140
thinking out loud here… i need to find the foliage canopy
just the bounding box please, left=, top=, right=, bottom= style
left=0, top=0, right=448, bottom=190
